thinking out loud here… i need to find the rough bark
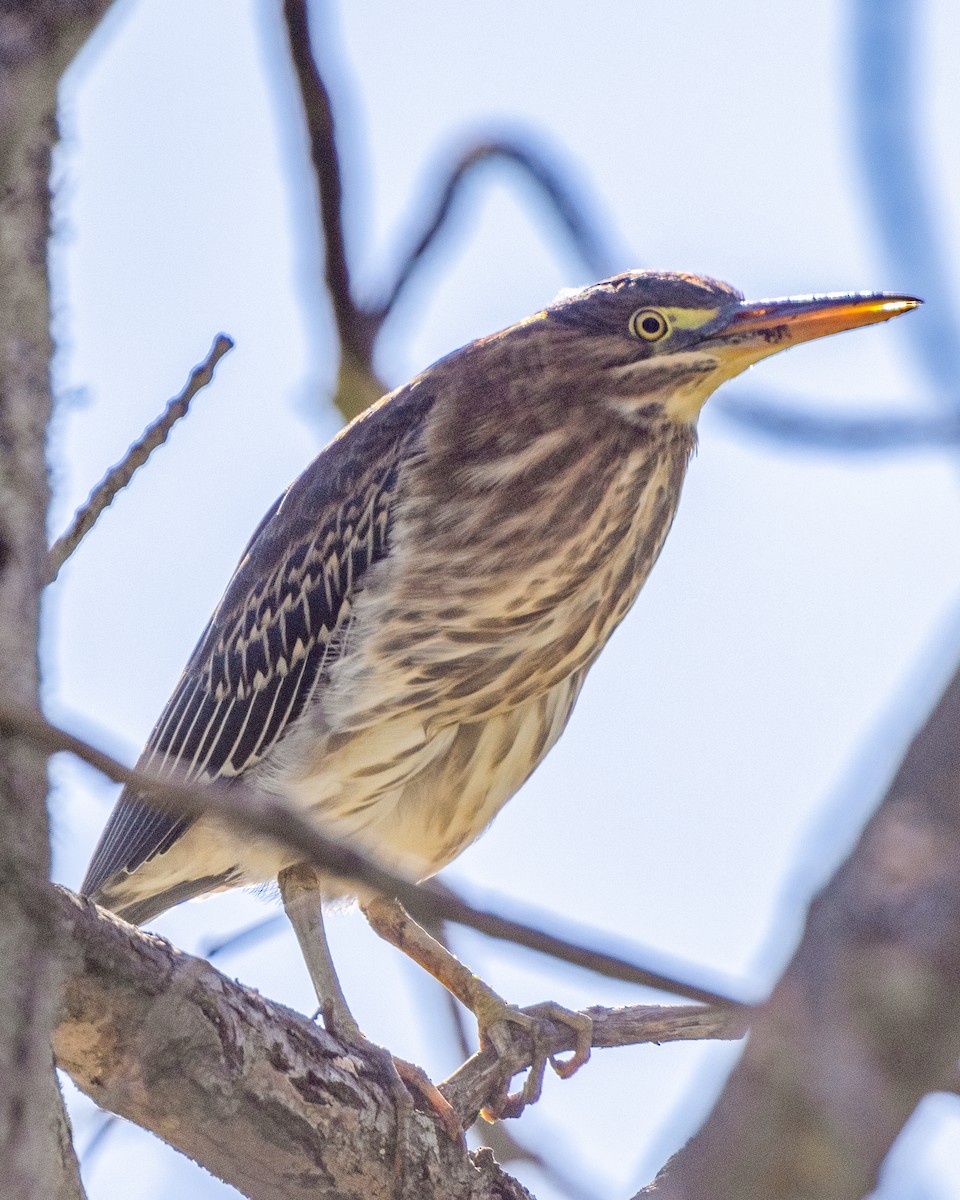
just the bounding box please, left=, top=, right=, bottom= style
left=642, top=662, right=960, bottom=1199
left=54, top=887, right=533, bottom=1200
left=53, top=883, right=745, bottom=1198
left=0, top=4, right=113, bottom=1197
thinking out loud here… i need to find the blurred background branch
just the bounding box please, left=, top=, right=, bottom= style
left=642, top=661, right=960, bottom=1199
left=0, top=701, right=743, bottom=1011
left=280, top=0, right=617, bottom=422
left=852, top=0, right=960, bottom=405
left=716, top=392, right=960, bottom=452
left=373, top=138, right=619, bottom=322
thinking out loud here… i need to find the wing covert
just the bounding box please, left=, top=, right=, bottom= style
left=82, top=395, right=427, bottom=900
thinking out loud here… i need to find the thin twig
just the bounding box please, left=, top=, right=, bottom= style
left=416, top=880, right=475, bottom=1061
left=441, top=1002, right=748, bottom=1129
left=716, top=392, right=960, bottom=452
left=418, top=892, right=635, bottom=1196
left=477, top=1120, right=606, bottom=1200
left=278, top=7, right=622, bottom=433
left=47, top=334, right=234, bottom=583
left=78, top=1112, right=117, bottom=1170
left=375, top=138, right=617, bottom=322
left=0, top=701, right=744, bottom=1010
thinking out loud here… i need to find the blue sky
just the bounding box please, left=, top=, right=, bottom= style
left=50, top=2, right=960, bottom=1196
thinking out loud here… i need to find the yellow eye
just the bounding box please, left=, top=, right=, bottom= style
left=629, top=308, right=669, bottom=342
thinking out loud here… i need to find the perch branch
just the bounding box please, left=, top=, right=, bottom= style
left=444, top=1002, right=747, bottom=1131
left=53, top=887, right=530, bottom=1200
left=281, top=0, right=377, bottom=365
left=53, top=887, right=740, bottom=1149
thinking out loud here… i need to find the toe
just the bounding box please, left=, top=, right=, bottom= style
left=392, top=1056, right=463, bottom=1142
left=524, top=1001, right=592, bottom=1079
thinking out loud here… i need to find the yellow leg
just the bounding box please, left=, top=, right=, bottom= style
left=362, top=895, right=592, bottom=1117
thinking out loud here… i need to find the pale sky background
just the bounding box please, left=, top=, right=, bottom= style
left=47, top=2, right=960, bottom=1197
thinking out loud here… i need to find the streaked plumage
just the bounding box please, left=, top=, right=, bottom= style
left=83, top=271, right=918, bottom=935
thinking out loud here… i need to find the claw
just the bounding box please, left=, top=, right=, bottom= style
left=476, top=999, right=593, bottom=1120
left=359, top=897, right=593, bottom=1121
left=526, top=1001, right=592, bottom=1079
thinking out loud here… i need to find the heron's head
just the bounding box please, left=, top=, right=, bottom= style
left=528, top=270, right=919, bottom=425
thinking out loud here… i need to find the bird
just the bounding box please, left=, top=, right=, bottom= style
left=82, top=270, right=918, bottom=1117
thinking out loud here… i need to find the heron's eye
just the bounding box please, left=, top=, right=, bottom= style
left=629, top=308, right=669, bottom=342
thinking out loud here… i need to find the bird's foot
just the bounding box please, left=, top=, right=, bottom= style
left=475, top=995, right=592, bottom=1120
left=360, top=896, right=591, bottom=1119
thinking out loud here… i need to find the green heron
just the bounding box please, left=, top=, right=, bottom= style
left=82, top=271, right=917, bottom=1116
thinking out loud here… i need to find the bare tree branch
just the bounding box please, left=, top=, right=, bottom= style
left=53, top=885, right=739, bottom=1179
left=414, top=889, right=476, bottom=1062
left=76, top=1112, right=116, bottom=1174
left=716, top=392, right=960, bottom=452
left=442, top=885, right=740, bottom=1010
left=199, top=882, right=729, bottom=1199
left=281, top=0, right=371, bottom=363
left=280, top=0, right=386, bottom=424
left=483, top=1122, right=607, bottom=1200
left=0, top=700, right=743, bottom=1011
left=43, top=1070, right=86, bottom=1200
left=276, top=6, right=622, bottom=428
left=640, top=660, right=960, bottom=1199
left=53, top=886, right=533, bottom=1200
left=47, top=334, right=233, bottom=582
left=445, top=1004, right=747, bottom=1132
left=203, top=911, right=286, bottom=959
left=374, top=138, right=618, bottom=323
left=200, top=887, right=612, bottom=1200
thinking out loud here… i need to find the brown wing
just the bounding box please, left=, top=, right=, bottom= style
left=82, top=392, right=429, bottom=900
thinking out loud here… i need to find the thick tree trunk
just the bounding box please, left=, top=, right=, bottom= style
left=0, top=5, right=113, bottom=1197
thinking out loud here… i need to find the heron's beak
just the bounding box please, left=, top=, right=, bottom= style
left=709, top=292, right=921, bottom=357
left=663, top=292, right=920, bottom=425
